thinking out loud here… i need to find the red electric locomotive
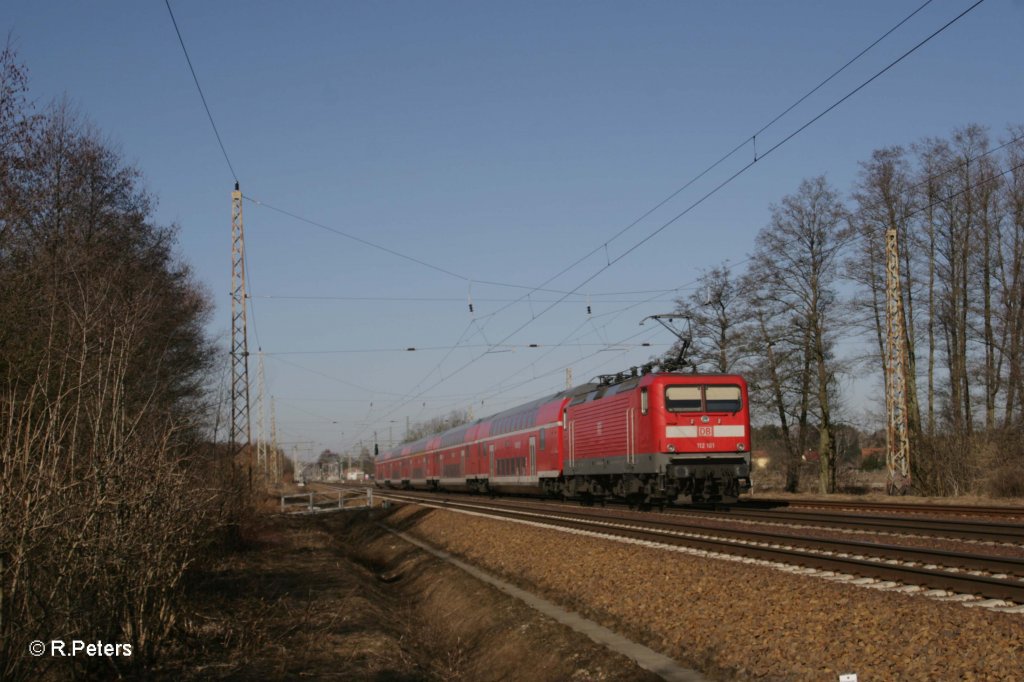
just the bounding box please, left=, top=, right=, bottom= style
left=375, top=367, right=752, bottom=505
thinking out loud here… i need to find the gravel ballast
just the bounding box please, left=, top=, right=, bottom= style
left=384, top=503, right=1024, bottom=681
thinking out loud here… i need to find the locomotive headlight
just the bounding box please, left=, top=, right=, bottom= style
left=668, top=444, right=676, bottom=452
left=737, top=442, right=746, bottom=452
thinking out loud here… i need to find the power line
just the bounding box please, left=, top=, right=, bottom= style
left=240, top=2, right=949, bottom=435
left=239, top=3, right=937, bottom=317
left=904, top=157, right=1024, bottom=223
left=253, top=294, right=682, bottom=304
left=262, top=341, right=663, bottom=355
left=164, top=0, right=238, bottom=183
left=244, top=196, right=589, bottom=295
left=468, top=0, right=943, bottom=333
left=713, top=129, right=1024, bottom=288
left=345, top=0, right=986, bottom=445
left=600, top=0, right=988, bottom=278
left=333, top=1, right=958, bottom=446
left=258, top=129, right=1024, bottom=352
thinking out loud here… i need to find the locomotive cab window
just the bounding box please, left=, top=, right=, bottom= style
left=665, top=385, right=702, bottom=412
left=706, top=385, right=742, bottom=412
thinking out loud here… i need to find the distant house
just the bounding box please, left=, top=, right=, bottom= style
left=801, top=450, right=820, bottom=463
left=751, top=450, right=771, bottom=470
left=860, top=447, right=884, bottom=461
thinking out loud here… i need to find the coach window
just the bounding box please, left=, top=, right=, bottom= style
left=665, top=385, right=702, bottom=412
left=705, top=385, right=742, bottom=412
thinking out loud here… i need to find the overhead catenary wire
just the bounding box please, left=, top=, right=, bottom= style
left=344, top=0, right=987, bottom=448
left=316, top=1, right=975, bottom=449
left=164, top=0, right=238, bottom=184
left=262, top=341, right=663, bottom=355
left=500, top=1, right=990, bottom=362
left=166, top=1, right=273, bottom=422
left=355, top=0, right=967, bottom=431
left=243, top=0, right=1003, bottom=419
left=252, top=294, right=687, bottom=304
left=167, top=0, right=990, bottom=451
left=684, top=136, right=1024, bottom=299
left=245, top=125, right=1024, bottom=363
left=354, top=143, right=1023, bottom=446
left=466, top=0, right=944, bottom=333
left=239, top=2, right=940, bottom=320
left=244, top=196, right=592, bottom=296
left=234, top=1, right=959, bottom=451
left=599, top=0, right=988, bottom=277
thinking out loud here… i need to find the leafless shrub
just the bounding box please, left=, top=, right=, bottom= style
left=0, top=336, right=240, bottom=679
left=0, top=44, right=238, bottom=679
left=913, top=433, right=983, bottom=496
left=987, top=466, right=1024, bottom=498
left=979, top=431, right=1024, bottom=498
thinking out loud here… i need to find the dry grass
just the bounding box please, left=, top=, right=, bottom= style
left=154, top=509, right=663, bottom=682
left=157, top=513, right=428, bottom=681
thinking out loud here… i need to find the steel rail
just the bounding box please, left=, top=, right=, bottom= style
left=746, top=498, right=1024, bottom=519
left=353, top=486, right=1024, bottom=603
left=680, top=508, right=1024, bottom=543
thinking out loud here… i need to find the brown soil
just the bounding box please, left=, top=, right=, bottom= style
left=157, top=508, right=664, bottom=681
left=159, top=496, right=1024, bottom=681
left=393, top=502, right=1024, bottom=681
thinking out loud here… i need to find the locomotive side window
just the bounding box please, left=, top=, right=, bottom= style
left=665, top=385, right=702, bottom=412
left=640, top=387, right=648, bottom=415
left=705, top=385, right=742, bottom=412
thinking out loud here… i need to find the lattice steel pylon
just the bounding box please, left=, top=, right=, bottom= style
left=270, top=395, right=279, bottom=485
left=255, top=351, right=268, bottom=483
left=884, top=227, right=912, bottom=494
left=230, top=183, right=252, bottom=485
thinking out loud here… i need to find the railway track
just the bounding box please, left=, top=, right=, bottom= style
left=746, top=497, right=1024, bottom=520
left=670, top=506, right=1024, bottom=544
left=324, top=484, right=1024, bottom=604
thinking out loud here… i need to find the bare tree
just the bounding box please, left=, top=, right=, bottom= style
left=847, top=146, right=925, bottom=463
left=0, top=49, right=228, bottom=680
left=999, top=128, right=1024, bottom=429
left=740, top=279, right=808, bottom=492
left=402, top=408, right=474, bottom=443
left=746, top=176, right=852, bottom=493
left=665, top=264, right=751, bottom=373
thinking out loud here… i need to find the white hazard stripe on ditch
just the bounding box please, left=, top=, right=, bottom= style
left=380, top=522, right=709, bottom=682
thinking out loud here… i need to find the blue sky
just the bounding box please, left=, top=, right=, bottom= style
left=5, top=1, right=1023, bottom=459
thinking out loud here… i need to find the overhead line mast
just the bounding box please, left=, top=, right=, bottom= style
left=230, top=183, right=253, bottom=487
left=884, top=227, right=912, bottom=494
left=256, top=351, right=268, bottom=483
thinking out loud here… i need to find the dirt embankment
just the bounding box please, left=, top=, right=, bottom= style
left=392, top=503, right=1024, bottom=682
left=161, top=502, right=1024, bottom=681
left=158, top=508, right=662, bottom=681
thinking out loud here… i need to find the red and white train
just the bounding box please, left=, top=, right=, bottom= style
left=376, top=370, right=752, bottom=505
